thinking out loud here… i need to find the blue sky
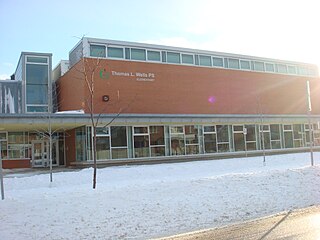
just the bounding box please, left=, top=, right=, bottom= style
left=1, top=0, right=320, bottom=79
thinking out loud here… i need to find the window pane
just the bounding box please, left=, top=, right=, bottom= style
left=0, top=133, right=7, bottom=140
left=147, top=50, right=161, bottom=61
left=217, top=143, right=229, bottom=152
left=276, top=64, right=287, bottom=73
left=186, top=145, right=199, bottom=155
left=26, top=64, right=48, bottom=84
left=253, top=61, right=265, bottom=71
left=111, top=126, right=127, bottom=147
left=234, top=133, right=245, bottom=151
left=216, top=125, right=229, bottom=142
left=199, top=55, right=211, bottom=66
left=125, top=48, right=130, bottom=59
left=111, top=148, right=128, bottom=159
left=8, top=132, right=25, bottom=144
left=245, top=125, right=256, bottom=142
left=96, top=137, right=110, bottom=160
left=131, top=48, right=146, bottom=61
left=134, top=127, right=148, bottom=134
left=212, top=57, right=223, bottom=67
left=75, top=127, right=86, bottom=162
left=182, top=54, right=194, bottom=64
left=167, top=52, right=180, bottom=63
left=246, top=142, right=256, bottom=151
left=170, top=126, right=184, bottom=134
left=265, top=63, right=275, bottom=72
left=185, top=125, right=198, bottom=144
left=171, top=135, right=185, bottom=155
left=240, top=60, right=250, bottom=70
left=228, top=59, right=240, bottom=69
left=284, top=132, right=293, bottom=148
left=26, top=56, right=48, bottom=63
left=151, top=146, right=165, bottom=157
left=233, top=125, right=243, bottom=132
left=204, top=134, right=217, bottom=153
left=107, top=47, right=124, bottom=58
left=96, top=127, right=109, bottom=135
left=204, top=126, right=215, bottom=133
left=26, top=85, right=48, bottom=104
left=150, top=126, right=164, bottom=145
left=287, top=65, right=297, bottom=74
left=271, top=141, right=281, bottom=149
left=27, top=106, right=48, bottom=112
left=1, top=141, right=7, bottom=159
left=270, top=124, right=281, bottom=140
left=90, top=45, right=106, bottom=58
left=134, top=135, right=150, bottom=158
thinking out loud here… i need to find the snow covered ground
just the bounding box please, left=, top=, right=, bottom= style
left=1, top=152, right=320, bottom=240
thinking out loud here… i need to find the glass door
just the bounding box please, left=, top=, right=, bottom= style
left=32, top=140, right=59, bottom=167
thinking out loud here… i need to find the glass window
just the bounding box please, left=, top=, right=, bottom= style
left=171, top=135, right=185, bottom=155
left=26, top=85, right=48, bottom=104
left=194, top=55, right=199, bottom=65
left=199, top=55, right=211, bottom=66
left=287, top=65, right=297, bottom=74
left=240, top=60, right=250, bottom=70
left=26, top=64, right=48, bottom=85
left=181, top=54, right=194, bottom=64
left=125, top=48, right=130, bottom=59
left=212, top=57, right=223, bottom=67
left=150, top=126, right=164, bottom=146
left=228, top=59, right=240, bottom=69
left=253, top=61, right=265, bottom=71
left=298, top=66, right=308, bottom=75
left=161, top=51, right=167, bottom=62
left=204, top=126, right=216, bottom=133
left=270, top=124, right=281, bottom=140
left=147, top=50, right=161, bottom=61
left=26, top=56, right=48, bottom=63
left=96, top=137, right=110, bottom=159
left=90, top=45, right=106, bottom=58
left=131, top=48, right=146, bottom=61
left=217, top=125, right=229, bottom=143
left=204, top=133, right=217, bottom=153
left=167, top=52, right=180, bottom=63
left=134, top=126, right=148, bottom=134
left=111, top=126, right=127, bottom=147
left=134, top=135, right=149, bottom=158
left=107, top=47, right=124, bottom=58
left=1, top=141, right=7, bottom=159
left=233, top=125, right=243, bottom=132
left=265, top=63, right=275, bottom=72
left=27, top=106, right=48, bottom=112
left=96, top=127, right=109, bottom=135
left=150, top=126, right=165, bottom=157
left=170, top=126, right=184, bottom=134
left=276, top=64, right=287, bottom=73
left=185, top=126, right=199, bottom=144
left=0, top=132, right=7, bottom=140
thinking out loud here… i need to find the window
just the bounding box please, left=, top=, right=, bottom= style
left=167, top=52, right=180, bottom=63
left=170, top=126, right=185, bottom=155
left=233, top=125, right=245, bottom=151
left=133, top=126, right=149, bottom=158
left=26, top=56, right=48, bottom=63
left=212, top=57, right=224, bottom=67
left=270, top=124, right=281, bottom=149
left=96, top=126, right=110, bottom=160
left=26, top=85, right=48, bottom=104
left=265, top=63, right=275, bottom=72
left=228, top=59, right=240, bottom=69
left=131, top=48, right=146, bottom=61
left=276, top=64, right=287, bottom=73
left=204, top=126, right=217, bottom=153
left=90, top=45, right=106, bottom=58
left=181, top=54, right=194, bottom=64
left=283, top=124, right=293, bottom=148
left=199, top=55, right=211, bottom=66
left=185, top=125, right=199, bottom=155
left=293, top=124, right=304, bottom=148
left=245, top=125, right=257, bottom=151
left=75, top=127, right=86, bottom=162
left=107, top=47, right=124, bottom=58
left=0, top=132, right=7, bottom=159
left=8, top=132, right=27, bottom=159
left=26, top=64, right=48, bottom=85
left=111, top=126, right=127, bottom=159
left=150, top=126, right=165, bottom=157
left=27, top=106, right=48, bottom=112
left=125, top=48, right=130, bottom=59
left=253, top=61, right=265, bottom=71
left=147, top=50, right=161, bottom=61
left=240, top=60, right=250, bottom=70
left=287, top=65, right=297, bottom=74
left=216, top=125, right=230, bottom=152
left=260, top=125, right=271, bottom=150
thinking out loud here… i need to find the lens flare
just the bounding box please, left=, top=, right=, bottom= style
left=208, top=96, right=216, bottom=104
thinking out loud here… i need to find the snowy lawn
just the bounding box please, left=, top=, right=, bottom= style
left=1, top=153, right=320, bottom=240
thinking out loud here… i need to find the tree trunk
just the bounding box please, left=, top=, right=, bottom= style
left=93, top=126, right=97, bottom=189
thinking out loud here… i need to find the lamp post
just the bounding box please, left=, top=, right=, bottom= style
left=306, top=81, right=314, bottom=166
left=0, top=143, right=4, bottom=200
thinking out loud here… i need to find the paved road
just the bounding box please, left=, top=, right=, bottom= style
left=158, top=205, right=320, bottom=240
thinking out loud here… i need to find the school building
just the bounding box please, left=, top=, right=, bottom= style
left=1, top=37, right=320, bottom=168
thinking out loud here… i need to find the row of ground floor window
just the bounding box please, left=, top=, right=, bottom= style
left=75, top=123, right=320, bottom=162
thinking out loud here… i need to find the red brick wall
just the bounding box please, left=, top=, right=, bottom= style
left=58, top=58, right=320, bottom=115
left=2, top=159, right=31, bottom=169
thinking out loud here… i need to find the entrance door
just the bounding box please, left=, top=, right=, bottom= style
left=32, top=140, right=59, bottom=167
